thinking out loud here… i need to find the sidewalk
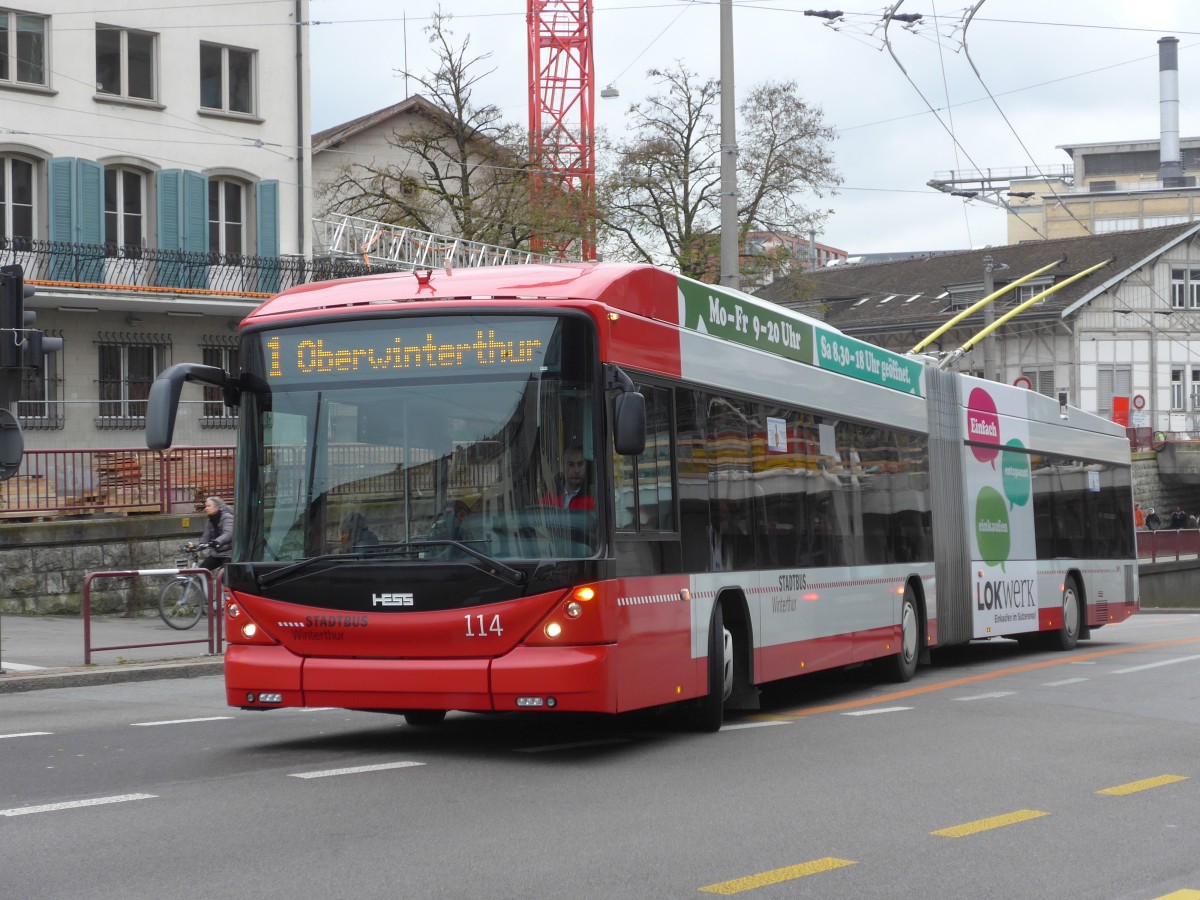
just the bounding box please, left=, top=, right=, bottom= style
left=0, top=613, right=223, bottom=695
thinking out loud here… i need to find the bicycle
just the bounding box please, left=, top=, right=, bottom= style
left=157, top=543, right=217, bottom=630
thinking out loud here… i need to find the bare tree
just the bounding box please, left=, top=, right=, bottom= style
left=319, top=10, right=535, bottom=249
left=598, top=63, right=841, bottom=281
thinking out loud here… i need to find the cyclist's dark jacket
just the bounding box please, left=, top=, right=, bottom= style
left=200, top=507, right=234, bottom=558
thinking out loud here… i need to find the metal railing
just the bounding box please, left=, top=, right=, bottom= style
left=0, top=446, right=234, bottom=518
left=312, top=213, right=565, bottom=270
left=82, top=567, right=222, bottom=664
left=1136, top=528, right=1200, bottom=562
left=0, top=238, right=401, bottom=299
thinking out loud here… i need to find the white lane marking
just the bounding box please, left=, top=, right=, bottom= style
left=1043, top=678, right=1089, bottom=687
left=721, top=720, right=791, bottom=731
left=0, top=732, right=53, bottom=740
left=842, top=707, right=913, bottom=717
left=515, top=738, right=629, bottom=753
left=0, top=661, right=45, bottom=672
left=131, top=717, right=235, bottom=727
left=1112, top=654, right=1200, bottom=675
left=288, top=761, right=425, bottom=779
left=1, top=794, right=156, bottom=817
left=954, top=691, right=1016, bottom=702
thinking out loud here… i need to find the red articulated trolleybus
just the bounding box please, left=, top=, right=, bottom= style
left=146, top=263, right=1139, bottom=730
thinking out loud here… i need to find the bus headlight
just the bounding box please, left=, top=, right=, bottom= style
left=565, top=601, right=582, bottom=618
left=544, top=622, right=562, bottom=639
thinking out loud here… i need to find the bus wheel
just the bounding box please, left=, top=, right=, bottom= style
left=688, top=603, right=731, bottom=732
left=403, top=710, right=447, bottom=726
left=1051, top=577, right=1081, bottom=651
left=885, top=584, right=920, bottom=683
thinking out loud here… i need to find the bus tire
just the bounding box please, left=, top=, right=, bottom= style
left=402, top=710, right=447, bottom=726
left=688, top=603, right=731, bottom=732
left=1050, top=576, right=1082, bottom=651
left=884, top=582, right=920, bottom=682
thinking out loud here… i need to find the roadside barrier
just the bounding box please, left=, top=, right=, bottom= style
left=82, top=567, right=224, bottom=665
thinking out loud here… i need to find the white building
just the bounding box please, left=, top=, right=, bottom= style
left=0, top=1, right=311, bottom=449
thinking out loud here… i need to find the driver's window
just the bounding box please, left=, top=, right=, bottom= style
left=615, top=384, right=674, bottom=533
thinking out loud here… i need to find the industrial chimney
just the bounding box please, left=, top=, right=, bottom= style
left=1159, top=36, right=1185, bottom=185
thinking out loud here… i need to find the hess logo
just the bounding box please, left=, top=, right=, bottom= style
left=372, top=592, right=414, bottom=607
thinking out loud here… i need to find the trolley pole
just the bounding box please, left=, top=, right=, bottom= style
left=719, top=0, right=739, bottom=291
left=983, top=256, right=998, bottom=382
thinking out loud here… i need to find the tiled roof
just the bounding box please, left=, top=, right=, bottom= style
left=312, top=95, right=444, bottom=152
left=755, top=223, right=1200, bottom=334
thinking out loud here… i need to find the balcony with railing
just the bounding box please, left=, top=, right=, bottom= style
left=0, top=239, right=404, bottom=299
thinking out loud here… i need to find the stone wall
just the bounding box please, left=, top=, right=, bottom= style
left=0, top=513, right=204, bottom=615
left=1132, top=452, right=1200, bottom=522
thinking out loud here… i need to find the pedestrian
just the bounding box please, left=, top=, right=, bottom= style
left=1134, top=502, right=1145, bottom=528
left=1170, top=506, right=1188, bottom=529
left=1145, top=507, right=1162, bottom=531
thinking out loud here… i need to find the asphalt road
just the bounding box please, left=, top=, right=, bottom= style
left=2, top=613, right=1199, bottom=900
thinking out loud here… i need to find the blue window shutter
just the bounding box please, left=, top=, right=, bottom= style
left=48, top=157, right=97, bottom=280
left=157, top=169, right=183, bottom=251
left=182, top=171, right=207, bottom=254
left=48, top=158, right=75, bottom=244
left=156, top=170, right=208, bottom=289
left=256, top=180, right=280, bottom=294
left=76, top=160, right=104, bottom=281
left=181, top=171, right=208, bottom=289
left=76, top=160, right=104, bottom=245
left=255, top=180, right=279, bottom=256
left=156, top=170, right=184, bottom=287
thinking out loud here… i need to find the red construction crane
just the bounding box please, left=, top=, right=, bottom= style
left=527, top=0, right=595, bottom=260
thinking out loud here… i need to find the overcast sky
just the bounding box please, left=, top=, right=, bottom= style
left=309, top=1, right=1200, bottom=256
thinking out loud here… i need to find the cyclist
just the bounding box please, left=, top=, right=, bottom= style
left=188, top=495, right=233, bottom=572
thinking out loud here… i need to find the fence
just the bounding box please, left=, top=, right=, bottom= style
left=1136, top=528, right=1200, bottom=562
left=0, top=446, right=235, bottom=519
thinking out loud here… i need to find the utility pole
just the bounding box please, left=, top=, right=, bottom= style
left=719, top=0, right=739, bottom=290
left=983, top=255, right=998, bottom=381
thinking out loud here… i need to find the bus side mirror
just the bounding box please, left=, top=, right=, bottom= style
left=613, top=392, right=646, bottom=457
left=146, top=363, right=232, bottom=450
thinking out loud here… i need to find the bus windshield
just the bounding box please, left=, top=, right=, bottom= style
left=237, top=313, right=600, bottom=563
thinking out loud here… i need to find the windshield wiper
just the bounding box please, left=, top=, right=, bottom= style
left=364, top=539, right=527, bottom=587
left=257, top=552, right=372, bottom=587
left=255, top=540, right=526, bottom=589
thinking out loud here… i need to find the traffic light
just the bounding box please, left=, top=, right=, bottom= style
left=0, top=264, right=62, bottom=371
left=0, top=263, right=24, bottom=369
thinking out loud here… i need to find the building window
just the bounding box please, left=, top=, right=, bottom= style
left=208, top=178, right=244, bottom=261
left=103, top=167, right=145, bottom=256
left=18, top=330, right=64, bottom=429
left=0, top=11, right=46, bottom=86
left=1097, top=365, right=1132, bottom=418
left=95, top=25, right=156, bottom=101
left=1192, top=369, right=1200, bottom=411
left=0, top=154, right=35, bottom=242
left=1093, top=217, right=1139, bottom=234
left=1022, top=369, right=1056, bottom=399
left=201, top=342, right=238, bottom=425
left=1169, top=268, right=1200, bottom=309
left=98, top=340, right=168, bottom=424
left=1172, top=368, right=1184, bottom=410
left=199, top=43, right=255, bottom=115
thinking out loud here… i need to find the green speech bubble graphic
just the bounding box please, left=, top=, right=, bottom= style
left=975, top=486, right=1011, bottom=568
left=1000, top=439, right=1031, bottom=509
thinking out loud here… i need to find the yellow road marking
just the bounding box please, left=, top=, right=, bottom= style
left=699, top=858, right=856, bottom=895
left=1152, top=891, right=1200, bottom=899
left=777, top=636, right=1200, bottom=719
left=931, top=809, right=1048, bottom=838
left=1098, top=775, right=1189, bottom=796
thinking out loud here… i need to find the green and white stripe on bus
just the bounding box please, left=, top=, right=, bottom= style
left=676, top=277, right=925, bottom=397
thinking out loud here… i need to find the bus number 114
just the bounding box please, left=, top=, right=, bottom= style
left=464, top=614, right=503, bottom=637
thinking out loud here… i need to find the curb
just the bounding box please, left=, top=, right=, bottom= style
left=0, top=657, right=224, bottom=695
